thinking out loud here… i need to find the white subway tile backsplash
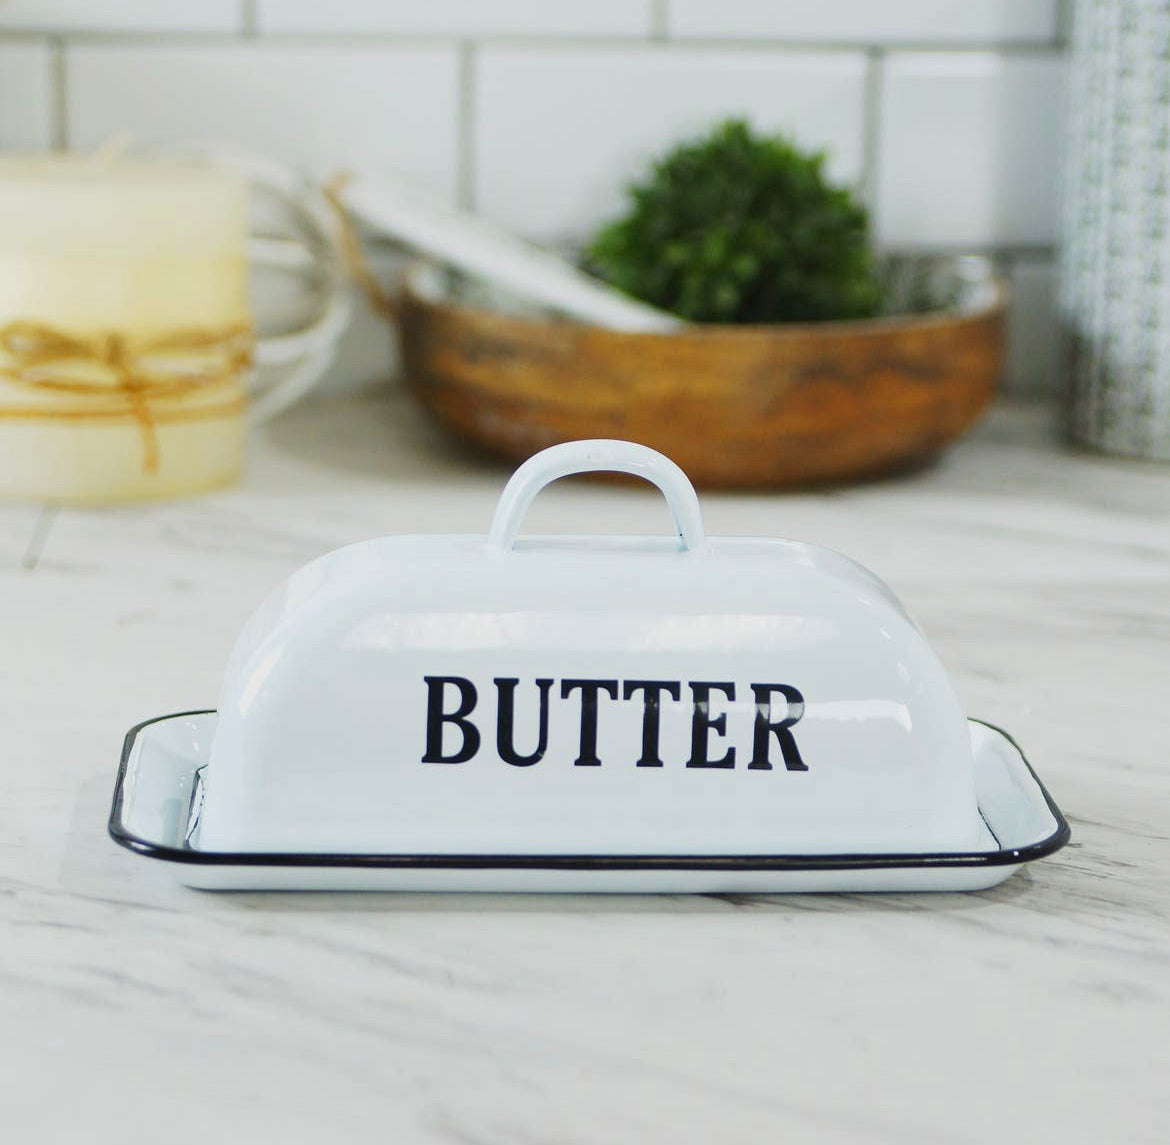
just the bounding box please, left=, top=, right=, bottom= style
left=0, top=12, right=1068, bottom=403
left=0, top=43, right=53, bottom=149
left=876, top=52, right=1064, bottom=247
left=0, top=1, right=240, bottom=33
left=66, top=44, right=459, bottom=198
left=258, top=0, right=652, bottom=37
left=475, top=48, right=867, bottom=243
left=669, top=1, right=1059, bottom=44
left=1005, top=257, right=1060, bottom=397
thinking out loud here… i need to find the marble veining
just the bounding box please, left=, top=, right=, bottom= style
left=1, top=393, right=1167, bottom=1143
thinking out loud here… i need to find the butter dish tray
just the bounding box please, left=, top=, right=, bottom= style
left=107, top=439, right=1069, bottom=893
left=109, top=710, right=1067, bottom=892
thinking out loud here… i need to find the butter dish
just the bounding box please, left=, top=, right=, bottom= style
left=108, top=439, right=1069, bottom=892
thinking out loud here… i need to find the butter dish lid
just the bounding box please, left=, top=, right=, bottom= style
left=196, top=440, right=983, bottom=858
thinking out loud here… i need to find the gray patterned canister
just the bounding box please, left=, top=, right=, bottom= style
left=1061, top=0, right=1170, bottom=459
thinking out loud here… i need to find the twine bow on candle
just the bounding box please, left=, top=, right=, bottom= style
left=322, top=172, right=400, bottom=321
left=0, top=320, right=254, bottom=473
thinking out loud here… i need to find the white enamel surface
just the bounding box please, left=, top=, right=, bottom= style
left=199, top=441, right=980, bottom=856
left=175, top=861, right=1017, bottom=893
left=489, top=439, right=705, bottom=551
left=115, top=712, right=1061, bottom=893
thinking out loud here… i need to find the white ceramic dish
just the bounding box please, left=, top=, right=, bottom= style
left=109, top=710, right=1067, bottom=892
left=107, top=439, right=1069, bottom=892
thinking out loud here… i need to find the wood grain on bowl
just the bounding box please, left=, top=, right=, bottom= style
left=399, top=264, right=1006, bottom=489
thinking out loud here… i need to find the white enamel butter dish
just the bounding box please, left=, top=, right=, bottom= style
left=109, top=440, right=1068, bottom=892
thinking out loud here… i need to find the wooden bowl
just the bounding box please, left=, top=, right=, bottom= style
left=399, top=260, right=1006, bottom=489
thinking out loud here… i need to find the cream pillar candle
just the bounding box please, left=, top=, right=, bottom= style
left=0, top=156, right=252, bottom=502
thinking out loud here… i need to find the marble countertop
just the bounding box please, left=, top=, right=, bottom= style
left=2, top=392, right=1167, bottom=1144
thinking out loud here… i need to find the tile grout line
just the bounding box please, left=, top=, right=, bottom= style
left=1, top=30, right=1070, bottom=54
left=49, top=35, right=68, bottom=149
left=861, top=47, right=884, bottom=216
left=21, top=506, right=59, bottom=571
left=456, top=40, right=476, bottom=211
left=240, top=0, right=259, bottom=37
left=651, top=0, right=670, bottom=41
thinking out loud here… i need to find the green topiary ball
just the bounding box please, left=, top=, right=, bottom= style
left=584, top=119, right=883, bottom=324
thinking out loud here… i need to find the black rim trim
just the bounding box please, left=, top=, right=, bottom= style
left=108, top=710, right=1071, bottom=872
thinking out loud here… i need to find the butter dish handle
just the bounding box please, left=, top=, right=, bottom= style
left=489, top=439, right=708, bottom=553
